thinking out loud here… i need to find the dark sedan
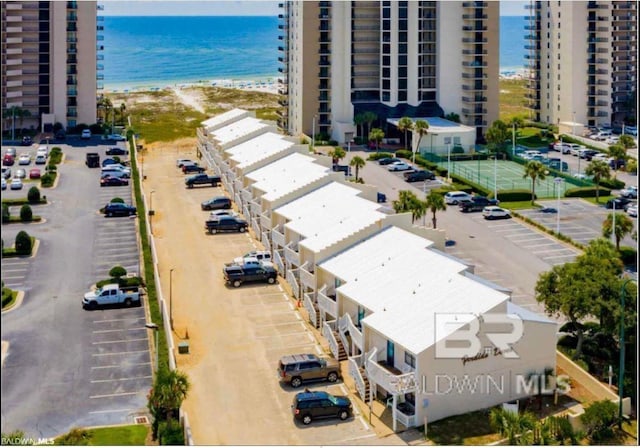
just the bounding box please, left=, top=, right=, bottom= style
left=377, top=157, right=401, bottom=166
left=201, top=196, right=232, bottom=210
left=103, top=203, right=137, bottom=217
left=404, top=170, right=435, bottom=182
left=100, top=176, right=129, bottom=187
left=606, top=197, right=632, bottom=211
left=106, top=147, right=128, bottom=156
left=182, top=164, right=205, bottom=174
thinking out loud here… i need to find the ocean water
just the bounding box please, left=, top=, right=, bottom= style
left=102, top=15, right=526, bottom=89
left=102, top=16, right=280, bottom=89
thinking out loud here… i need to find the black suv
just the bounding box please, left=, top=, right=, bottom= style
left=182, top=164, right=205, bottom=174
left=404, top=170, right=435, bottom=182
left=291, top=391, right=352, bottom=425
left=103, top=203, right=137, bottom=217
left=21, top=136, right=33, bottom=146
left=377, top=157, right=400, bottom=166
left=459, top=196, right=499, bottom=213
left=201, top=196, right=232, bottom=211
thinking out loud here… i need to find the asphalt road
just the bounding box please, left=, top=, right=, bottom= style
left=1, top=138, right=148, bottom=439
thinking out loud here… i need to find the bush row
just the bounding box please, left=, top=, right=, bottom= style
left=49, top=147, right=63, bottom=165
left=496, top=189, right=537, bottom=202
left=564, top=187, right=611, bottom=198
left=618, top=246, right=637, bottom=266
left=2, top=231, right=34, bottom=257
left=41, top=172, right=56, bottom=188
left=599, top=178, right=625, bottom=190
left=2, top=204, right=40, bottom=223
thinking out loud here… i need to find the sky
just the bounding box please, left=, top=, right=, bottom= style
left=102, top=0, right=528, bottom=17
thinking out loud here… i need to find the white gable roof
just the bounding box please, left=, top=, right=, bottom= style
left=246, top=153, right=331, bottom=202
left=201, top=108, right=249, bottom=130
left=224, top=132, right=293, bottom=169
left=210, top=116, right=269, bottom=147
left=273, top=182, right=386, bottom=252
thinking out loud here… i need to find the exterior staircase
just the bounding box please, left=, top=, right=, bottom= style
left=359, top=367, right=371, bottom=401
left=311, top=303, right=320, bottom=328
left=334, top=331, right=348, bottom=361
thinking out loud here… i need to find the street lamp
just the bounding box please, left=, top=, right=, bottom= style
left=512, top=121, right=516, bottom=156
left=149, top=190, right=156, bottom=234
left=611, top=200, right=616, bottom=246
left=618, top=278, right=633, bottom=428
left=493, top=153, right=498, bottom=200
left=145, top=322, right=159, bottom=373
left=572, top=111, right=576, bottom=137
left=447, top=142, right=451, bottom=183
left=169, top=268, right=175, bottom=330
left=554, top=177, right=563, bottom=234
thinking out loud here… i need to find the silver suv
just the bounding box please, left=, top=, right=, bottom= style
left=278, top=353, right=340, bottom=388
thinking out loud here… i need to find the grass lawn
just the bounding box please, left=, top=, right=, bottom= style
left=499, top=200, right=539, bottom=210
left=2, top=288, right=18, bottom=310
left=54, top=425, right=149, bottom=446
left=426, top=410, right=501, bottom=445
left=516, top=127, right=555, bottom=148
left=580, top=195, right=615, bottom=206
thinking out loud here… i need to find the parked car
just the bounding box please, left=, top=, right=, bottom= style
left=377, top=192, right=387, bottom=203
left=233, top=250, right=272, bottom=265
left=176, top=158, right=195, bottom=168
left=609, top=158, right=626, bottom=170
left=103, top=202, right=137, bottom=217
left=106, top=147, right=128, bottom=156
left=102, top=158, right=119, bottom=167
left=201, top=197, right=232, bottom=210
left=205, top=216, right=248, bottom=234
left=55, top=130, right=66, bottom=140
left=82, top=284, right=142, bottom=309
left=29, top=168, right=41, bottom=179
left=14, top=168, right=26, bottom=179
left=106, top=134, right=126, bottom=142
left=222, top=263, right=277, bottom=287
left=100, top=176, right=129, bottom=187
left=592, top=153, right=610, bottom=162
left=444, top=191, right=473, bottom=205
left=620, top=186, right=638, bottom=199
left=627, top=204, right=638, bottom=217
left=459, top=196, right=499, bottom=213
left=17, top=153, right=30, bottom=165
left=1, top=167, right=11, bottom=179
left=623, top=126, right=637, bottom=136
left=578, top=149, right=597, bottom=159
left=81, top=129, right=92, bottom=139
left=86, top=153, right=100, bottom=168
left=209, top=209, right=237, bottom=219
left=10, top=178, right=23, bottom=190
left=3, top=154, right=15, bottom=166
left=291, top=391, right=352, bottom=425
left=404, top=170, right=435, bottom=182
left=606, top=197, right=632, bottom=211
left=278, top=353, right=341, bottom=388
left=377, top=157, right=401, bottom=166
left=186, top=174, right=221, bottom=188
left=482, top=206, right=512, bottom=220
left=101, top=164, right=131, bottom=177
left=387, top=161, right=412, bottom=171
left=21, top=136, right=33, bottom=146
left=35, top=153, right=47, bottom=165
left=1, top=178, right=6, bottom=190
left=332, top=164, right=352, bottom=176
left=182, top=163, right=206, bottom=174
left=5, top=148, right=17, bottom=157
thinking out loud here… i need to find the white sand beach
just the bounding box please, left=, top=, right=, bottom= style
left=103, top=76, right=280, bottom=95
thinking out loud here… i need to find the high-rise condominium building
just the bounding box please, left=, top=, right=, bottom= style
left=1, top=1, right=102, bottom=132
left=525, top=1, right=637, bottom=128
left=277, top=1, right=499, bottom=144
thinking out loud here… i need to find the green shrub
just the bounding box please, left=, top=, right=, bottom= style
left=496, top=189, right=537, bottom=202
left=46, top=164, right=57, bottom=172
left=54, top=428, right=91, bottom=445
left=2, top=204, right=9, bottom=223
left=599, top=178, right=625, bottom=190
left=449, top=173, right=491, bottom=196
left=395, top=149, right=412, bottom=159
left=451, top=145, right=465, bottom=154
left=27, top=186, right=41, bottom=203
left=49, top=148, right=63, bottom=165
left=20, top=205, right=33, bottom=222
left=158, top=418, right=184, bottom=445
left=367, top=152, right=395, bottom=161
left=41, top=173, right=56, bottom=188
left=564, top=186, right=611, bottom=198
left=112, top=156, right=121, bottom=164
left=15, top=231, right=32, bottom=255
left=625, top=158, right=637, bottom=175
left=618, top=246, right=637, bottom=265
left=96, top=276, right=142, bottom=289
left=110, top=197, right=125, bottom=204
left=109, top=265, right=127, bottom=279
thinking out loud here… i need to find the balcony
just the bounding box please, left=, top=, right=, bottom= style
left=344, top=313, right=363, bottom=352
left=462, top=37, right=487, bottom=44
left=462, top=13, right=487, bottom=20
left=462, top=96, right=487, bottom=103
left=462, top=107, right=487, bottom=115
left=462, top=84, right=487, bottom=91
left=273, top=249, right=285, bottom=274
left=286, top=269, right=300, bottom=298
left=317, top=285, right=337, bottom=318
left=299, top=263, right=315, bottom=290
left=303, top=292, right=319, bottom=328
left=271, top=227, right=285, bottom=248
left=260, top=213, right=271, bottom=232
left=365, top=348, right=418, bottom=395
left=462, top=73, right=487, bottom=79
left=462, top=61, right=487, bottom=68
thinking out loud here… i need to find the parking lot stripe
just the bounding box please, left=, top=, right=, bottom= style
left=544, top=254, right=578, bottom=259
left=93, top=317, right=145, bottom=323
left=287, top=302, right=294, bottom=310
left=92, top=350, right=149, bottom=356
left=533, top=248, right=577, bottom=254
left=1, top=268, right=29, bottom=273
left=315, top=345, right=323, bottom=355
left=90, top=375, right=152, bottom=383
left=93, top=327, right=146, bottom=334
left=2, top=261, right=29, bottom=267
left=510, top=236, right=548, bottom=242
left=93, top=338, right=148, bottom=345
left=488, top=223, right=520, bottom=228
left=264, top=343, right=315, bottom=351
left=521, top=242, right=559, bottom=248
left=90, top=392, right=139, bottom=399
left=92, top=362, right=150, bottom=369
left=88, top=408, right=134, bottom=414
left=0, top=275, right=25, bottom=280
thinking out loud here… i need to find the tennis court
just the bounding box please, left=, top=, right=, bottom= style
left=441, top=159, right=577, bottom=198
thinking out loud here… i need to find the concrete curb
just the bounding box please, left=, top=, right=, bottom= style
left=1, top=290, right=25, bottom=315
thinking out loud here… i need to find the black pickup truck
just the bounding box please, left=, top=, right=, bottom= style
left=223, top=264, right=277, bottom=287
left=185, top=173, right=221, bottom=188
left=205, top=216, right=248, bottom=234
left=459, top=196, right=499, bottom=213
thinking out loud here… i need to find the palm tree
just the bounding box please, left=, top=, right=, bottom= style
left=444, top=112, right=460, bottom=123
left=369, top=128, right=384, bottom=153
left=328, top=146, right=346, bottom=165
left=397, top=116, right=414, bottom=150
left=618, top=134, right=635, bottom=151
left=118, top=103, right=127, bottom=126
left=363, top=111, right=377, bottom=138
left=349, top=155, right=366, bottom=182
left=584, top=160, right=611, bottom=203
left=16, top=109, right=32, bottom=135
left=602, top=212, right=634, bottom=250
left=413, top=119, right=429, bottom=162
left=607, top=144, right=626, bottom=178
left=353, top=113, right=365, bottom=140
left=148, top=369, right=191, bottom=439
left=489, top=407, right=536, bottom=445
left=522, top=161, right=547, bottom=204
left=392, top=190, right=426, bottom=223
left=424, top=191, right=446, bottom=228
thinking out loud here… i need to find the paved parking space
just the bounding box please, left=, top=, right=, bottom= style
left=0, top=259, right=30, bottom=290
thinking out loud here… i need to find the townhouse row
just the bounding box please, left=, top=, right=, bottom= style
left=196, top=109, right=558, bottom=432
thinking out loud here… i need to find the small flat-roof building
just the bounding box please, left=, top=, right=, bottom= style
left=387, top=117, right=476, bottom=156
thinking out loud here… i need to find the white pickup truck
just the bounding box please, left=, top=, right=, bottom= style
left=82, top=284, right=143, bottom=309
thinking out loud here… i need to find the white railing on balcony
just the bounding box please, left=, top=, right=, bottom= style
left=241, top=187, right=252, bottom=203
left=323, top=320, right=339, bottom=360
left=286, top=268, right=300, bottom=298
left=365, top=349, right=418, bottom=395
left=396, top=408, right=417, bottom=428
left=260, top=212, right=271, bottom=231
left=284, top=243, right=300, bottom=266
left=243, top=205, right=250, bottom=221
left=317, top=286, right=337, bottom=318
left=303, top=292, right=318, bottom=328
left=250, top=200, right=261, bottom=216
left=299, top=263, right=315, bottom=290
left=235, top=193, right=243, bottom=211
left=273, top=250, right=285, bottom=274
left=346, top=314, right=363, bottom=351
left=233, top=177, right=243, bottom=191
left=271, top=227, right=285, bottom=248
left=349, top=355, right=369, bottom=401
left=262, top=231, right=271, bottom=252
left=251, top=217, right=260, bottom=236
left=338, top=315, right=350, bottom=356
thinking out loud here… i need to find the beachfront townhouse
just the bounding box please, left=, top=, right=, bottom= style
left=315, top=226, right=558, bottom=430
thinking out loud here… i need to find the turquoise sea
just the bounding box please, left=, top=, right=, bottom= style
left=102, top=15, right=526, bottom=89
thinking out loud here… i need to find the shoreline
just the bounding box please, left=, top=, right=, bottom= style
left=103, top=75, right=280, bottom=95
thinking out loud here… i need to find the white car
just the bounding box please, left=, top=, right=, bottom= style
left=10, top=178, right=23, bottom=190
left=176, top=158, right=195, bottom=168
left=592, top=153, right=610, bottom=162
left=444, top=191, right=473, bottom=205
left=35, top=153, right=47, bottom=165
left=37, top=145, right=49, bottom=156
left=209, top=209, right=237, bottom=219
left=620, top=186, right=638, bottom=199
left=1, top=178, right=6, bottom=190
left=482, top=206, right=511, bottom=220
left=81, top=129, right=92, bottom=139
left=107, top=134, right=127, bottom=141
left=624, top=126, right=637, bottom=136
left=18, top=154, right=31, bottom=165
left=387, top=161, right=412, bottom=171
left=605, top=136, right=620, bottom=145
left=627, top=204, right=638, bottom=218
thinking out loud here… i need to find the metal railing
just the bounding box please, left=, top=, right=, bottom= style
left=273, top=249, right=285, bottom=274
left=323, top=320, right=339, bottom=360
left=299, top=263, right=315, bottom=290
left=286, top=268, right=300, bottom=298
left=349, top=355, right=368, bottom=401
left=271, top=227, right=285, bottom=248
left=284, top=243, right=300, bottom=267
left=303, top=292, right=318, bottom=328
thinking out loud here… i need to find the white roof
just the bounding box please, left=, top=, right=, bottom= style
left=201, top=108, right=248, bottom=130
left=225, top=132, right=293, bottom=169
left=507, top=301, right=556, bottom=325
left=273, top=182, right=386, bottom=252
left=210, top=116, right=268, bottom=147
left=387, top=116, right=475, bottom=134
left=245, top=153, right=331, bottom=202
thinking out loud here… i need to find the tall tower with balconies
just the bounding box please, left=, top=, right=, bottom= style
left=524, top=0, right=637, bottom=128
left=277, top=1, right=499, bottom=145
left=1, top=1, right=100, bottom=132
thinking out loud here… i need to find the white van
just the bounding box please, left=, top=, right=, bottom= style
left=444, top=191, right=472, bottom=205
left=37, top=145, right=49, bottom=157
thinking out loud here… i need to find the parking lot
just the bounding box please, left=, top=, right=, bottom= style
left=142, top=147, right=377, bottom=445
